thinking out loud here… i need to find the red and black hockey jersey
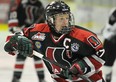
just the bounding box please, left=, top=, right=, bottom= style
left=8, top=0, right=45, bottom=28
left=22, top=23, right=105, bottom=82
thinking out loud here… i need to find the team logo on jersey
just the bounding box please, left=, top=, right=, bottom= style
left=87, top=35, right=101, bottom=48
left=71, top=43, right=80, bottom=52
left=31, top=32, right=46, bottom=41
left=35, top=41, right=42, bottom=49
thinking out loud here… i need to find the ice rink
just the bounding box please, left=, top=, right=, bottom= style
left=0, top=31, right=116, bottom=82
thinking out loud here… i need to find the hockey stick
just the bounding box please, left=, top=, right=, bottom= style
left=33, top=50, right=94, bottom=82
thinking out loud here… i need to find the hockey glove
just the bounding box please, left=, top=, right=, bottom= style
left=4, top=34, right=33, bottom=57
left=17, top=35, right=33, bottom=57
left=58, top=69, right=72, bottom=79
left=4, top=35, right=18, bottom=54
left=70, top=61, right=85, bottom=75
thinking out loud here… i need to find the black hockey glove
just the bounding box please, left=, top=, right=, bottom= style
left=57, top=69, right=72, bottom=80
left=57, top=64, right=84, bottom=80
left=4, top=34, right=33, bottom=57
left=17, top=35, right=33, bottom=57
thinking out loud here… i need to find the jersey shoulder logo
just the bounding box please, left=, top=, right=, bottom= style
left=87, top=35, right=101, bottom=48
left=31, top=32, right=46, bottom=41
left=71, top=43, right=80, bottom=52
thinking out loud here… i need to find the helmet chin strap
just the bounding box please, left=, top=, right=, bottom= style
left=59, top=26, right=71, bottom=34
left=51, top=26, right=71, bottom=38
left=50, top=27, right=62, bottom=37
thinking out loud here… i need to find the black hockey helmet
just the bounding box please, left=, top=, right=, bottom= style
left=45, top=1, right=74, bottom=36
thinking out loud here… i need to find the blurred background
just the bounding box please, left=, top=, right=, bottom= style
left=0, top=0, right=116, bottom=32
left=0, top=0, right=116, bottom=82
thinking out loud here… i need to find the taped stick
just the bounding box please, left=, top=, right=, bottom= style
left=33, top=50, right=94, bottom=82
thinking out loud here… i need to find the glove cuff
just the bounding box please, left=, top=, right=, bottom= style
left=70, top=63, right=83, bottom=74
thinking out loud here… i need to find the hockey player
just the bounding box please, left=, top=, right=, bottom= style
left=5, top=1, right=105, bottom=82
left=102, top=8, right=116, bottom=82
left=8, top=0, right=46, bottom=82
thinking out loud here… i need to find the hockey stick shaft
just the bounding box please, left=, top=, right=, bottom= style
left=33, top=50, right=94, bottom=82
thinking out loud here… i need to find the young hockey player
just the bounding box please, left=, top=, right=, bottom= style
left=102, top=8, right=116, bottom=82
left=5, top=1, right=105, bottom=82
left=8, top=0, right=46, bottom=82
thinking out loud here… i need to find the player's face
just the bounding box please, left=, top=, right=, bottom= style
left=54, top=13, right=69, bottom=32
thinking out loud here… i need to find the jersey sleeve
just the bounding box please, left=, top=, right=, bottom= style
left=80, top=34, right=105, bottom=74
